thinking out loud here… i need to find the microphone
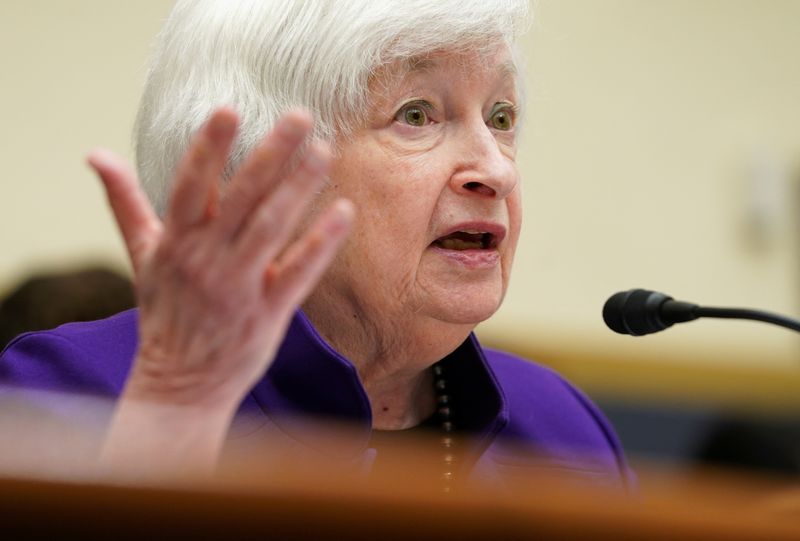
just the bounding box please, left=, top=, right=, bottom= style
left=603, top=288, right=800, bottom=336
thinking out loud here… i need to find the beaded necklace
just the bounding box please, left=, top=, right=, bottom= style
left=432, top=362, right=457, bottom=493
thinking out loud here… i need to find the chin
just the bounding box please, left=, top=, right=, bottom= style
left=428, top=287, right=505, bottom=326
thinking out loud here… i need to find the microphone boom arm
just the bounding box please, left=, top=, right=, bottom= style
left=695, top=306, right=800, bottom=333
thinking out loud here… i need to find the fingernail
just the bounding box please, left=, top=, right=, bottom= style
left=209, top=109, right=238, bottom=140
left=330, top=198, right=355, bottom=229
left=305, top=145, right=331, bottom=172
left=87, top=147, right=114, bottom=169
left=276, top=111, right=312, bottom=139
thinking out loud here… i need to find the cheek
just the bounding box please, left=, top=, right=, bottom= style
left=349, top=155, right=439, bottom=234
left=332, top=156, right=441, bottom=275
left=503, top=189, right=523, bottom=267
left=508, top=188, right=523, bottom=239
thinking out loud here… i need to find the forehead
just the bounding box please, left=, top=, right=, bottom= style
left=371, top=45, right=518, bottom=97
left=402, top=48, right=517, bottom=80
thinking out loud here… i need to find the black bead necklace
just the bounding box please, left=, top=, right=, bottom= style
left=432, top=362, right=457, bottom=493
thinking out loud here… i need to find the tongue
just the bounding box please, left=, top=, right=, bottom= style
left=435, top=232, right=484, bottom=250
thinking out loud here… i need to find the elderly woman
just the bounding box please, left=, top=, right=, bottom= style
left=0, top=0, right=629, bottom=490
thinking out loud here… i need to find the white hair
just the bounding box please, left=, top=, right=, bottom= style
left=135, top=0, right=530, bottom=214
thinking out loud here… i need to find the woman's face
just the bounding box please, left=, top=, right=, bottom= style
left=311, top=45, right=521, bottom=335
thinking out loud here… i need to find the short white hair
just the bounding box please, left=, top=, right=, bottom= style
left=135, top=0, right=530, bottom=214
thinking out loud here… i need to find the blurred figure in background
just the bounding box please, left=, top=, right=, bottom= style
left=0, top=266, right=134, bottom=350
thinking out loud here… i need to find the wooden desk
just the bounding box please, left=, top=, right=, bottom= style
left=1, top=457, right=798, bottom=540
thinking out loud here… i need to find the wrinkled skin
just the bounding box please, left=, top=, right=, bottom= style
left=90, top=109, right=353, bottom=474
left=304, top=46, right=522, bottom=427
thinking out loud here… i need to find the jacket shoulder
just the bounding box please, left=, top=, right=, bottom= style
left=0, top=309, right=138, bottom=396
left=483, top=348, right=630, bottom=479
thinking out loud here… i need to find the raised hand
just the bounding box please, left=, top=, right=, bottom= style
left=88, top=109, right=353, bottom=475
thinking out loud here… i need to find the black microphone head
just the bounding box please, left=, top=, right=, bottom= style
left=603, top=289, right=674, bottom=336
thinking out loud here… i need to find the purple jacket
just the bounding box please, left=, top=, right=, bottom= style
left=0, top=309, right=631, bottom=490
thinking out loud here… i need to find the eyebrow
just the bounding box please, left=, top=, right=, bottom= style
left=496, top=59, right=518, bottom=80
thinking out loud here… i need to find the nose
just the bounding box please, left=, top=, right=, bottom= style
left=448, top=120, right=518, bottom=200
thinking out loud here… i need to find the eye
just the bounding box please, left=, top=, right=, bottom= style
left=396, top=101, right=431, bottom=127
left=489, top=103, right=516, bottom=131
left=404, top=106, right=427, bottom=126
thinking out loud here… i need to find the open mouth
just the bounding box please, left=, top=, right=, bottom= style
left=433, top=230, right=498, bottom=251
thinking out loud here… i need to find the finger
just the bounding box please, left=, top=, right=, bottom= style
left=231, top=141, right=332, bottom=270
left=216, top=110, right=313, bottom=238
left=88, top=148, right=162, bottom=273
left=166, top=107, right=238, bottom=232
left=264, top=198, right=354, bottom=311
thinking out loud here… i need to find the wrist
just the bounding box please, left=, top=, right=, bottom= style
left=99, top=365, right=244, bottom=479
left=100, top=395, right=238, bottom=479
left=122, top=350, right=247, bottom=414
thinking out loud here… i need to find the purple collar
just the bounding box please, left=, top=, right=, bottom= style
left=250, top=311, right=509, bottom=458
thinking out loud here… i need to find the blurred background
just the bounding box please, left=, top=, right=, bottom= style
left=1, top=1, right=798, bottom=476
